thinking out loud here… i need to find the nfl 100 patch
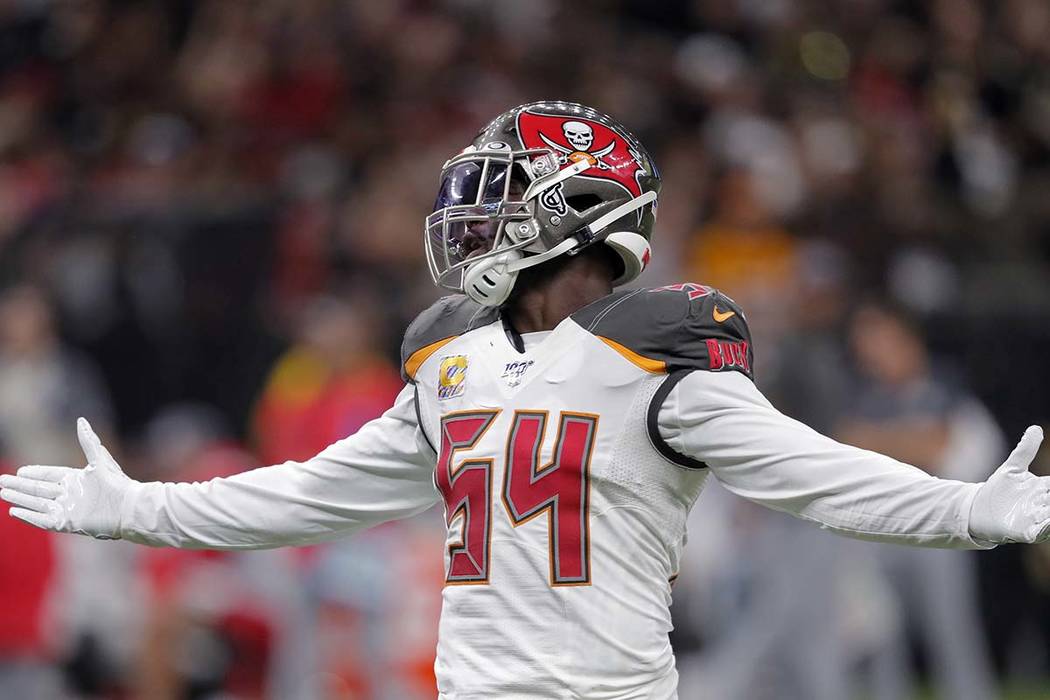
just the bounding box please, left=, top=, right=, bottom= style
left=501, top=359, right=534, bottom=387
left=438, top=355, right=468, bottom=400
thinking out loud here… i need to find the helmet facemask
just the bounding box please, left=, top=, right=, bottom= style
left=425, top=147, right=553, bottom=295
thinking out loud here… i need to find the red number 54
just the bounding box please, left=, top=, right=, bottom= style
left=434, top=410, right=599, bottom=587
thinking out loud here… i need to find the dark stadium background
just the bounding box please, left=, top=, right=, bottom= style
left=0, top=1, right=1048, bottom=698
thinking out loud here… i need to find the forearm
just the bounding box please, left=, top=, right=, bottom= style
left=705, top=431, right=984, bottom=547
left=660, top=371, right=988, bottom=548
left=120, top=458, right=433, bottom=549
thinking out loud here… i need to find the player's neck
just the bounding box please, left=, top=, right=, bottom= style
left=503, top=248, right=617, bottom=333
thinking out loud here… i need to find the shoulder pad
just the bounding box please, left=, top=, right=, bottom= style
left=572, top=283, right=753, bottom=379
left=401, top=295, right=498, bottom=382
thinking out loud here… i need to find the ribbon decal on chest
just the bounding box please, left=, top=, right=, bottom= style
left=438, top=355, right=469, bottom=400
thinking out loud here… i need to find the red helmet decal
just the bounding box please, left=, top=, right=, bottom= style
left=516, top=111, right=644, bottom=197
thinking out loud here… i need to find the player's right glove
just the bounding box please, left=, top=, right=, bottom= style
left=0, top=418, right=139, bottom=539
left=969, top=426, right=1050, bottom=545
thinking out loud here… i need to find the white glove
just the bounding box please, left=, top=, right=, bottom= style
left=969, top=425, right=1050, bottom=544
left=0, top=418, right=140, bottom=539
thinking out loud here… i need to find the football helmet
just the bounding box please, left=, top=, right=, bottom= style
left=425, top=101, right=661, bottom=306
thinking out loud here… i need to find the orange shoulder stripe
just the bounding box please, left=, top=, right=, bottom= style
left=597, top=336, right=667, bottom=374
left=404, top=336, right=458, bottom=380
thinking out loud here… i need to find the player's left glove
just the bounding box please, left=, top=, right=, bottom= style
left=969, top=426, right=1050, bottom=544
left=0, top=418, right=139, bottom=539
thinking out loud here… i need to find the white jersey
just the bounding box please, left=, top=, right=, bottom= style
left=409, top=307, right=704, bottom=698
left=118, top=284, right=988, bottom=700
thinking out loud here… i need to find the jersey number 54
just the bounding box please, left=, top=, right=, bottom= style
left=435, top=410, right=598, bottom=587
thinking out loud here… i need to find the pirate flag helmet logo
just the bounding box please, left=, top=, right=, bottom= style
left=516, top=110, right=646, bottom=197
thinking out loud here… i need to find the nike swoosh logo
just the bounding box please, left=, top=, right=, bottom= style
left=713, top=306, right=736, bottom=323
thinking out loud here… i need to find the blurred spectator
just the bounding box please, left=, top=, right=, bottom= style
left=0, top=460, right=61, bottom=700
left=249, top=293, right=442, bottom=699
left=676, top=486, right=851, bottom=700
left=676, top=240, right=856, bottom=700
left=252, top=294, right=402, bottom=464
left=762, top=239, right=853, bottom=433
left=134, top=404, right=314, bottom=700
left=683, top=166, right=800, bottom=331
left=837, top=302, right=1002, bottom=700
left=308, top=514, right=445, bottom=700
left=0, top=284, right=144, bottom=698
left=0, top=285, right=112, bottom=466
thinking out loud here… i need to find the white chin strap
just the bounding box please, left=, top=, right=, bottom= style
left=463, top=190, right=658, bottom=307
left=463, top=237, right=578, bottom=306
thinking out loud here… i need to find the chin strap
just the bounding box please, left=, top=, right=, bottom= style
left=584, top=191, right=657, bottom=236
left=463, top=238, right=582, bottom=307
left=507, top=236, right=580, bottom=272
left=463, top=190, right=658, bottom=307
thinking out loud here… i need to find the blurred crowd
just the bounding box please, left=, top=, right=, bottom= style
left=2, top=0, right=1050, bottom=698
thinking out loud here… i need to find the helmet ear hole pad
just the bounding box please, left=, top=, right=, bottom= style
left=565, top=194, right=603, bottom=212
left=604, top=231, right=652, bottom=286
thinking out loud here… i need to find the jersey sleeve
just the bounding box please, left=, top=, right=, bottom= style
left=573, top=284, right=754, bottom=469
left=400, top=295, right=498, bottom=382
left=118, top=384, right=439, bottom=549
left=659, top=371, right=990, bottom=549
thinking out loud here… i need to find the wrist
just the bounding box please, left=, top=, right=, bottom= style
left=116, top=479, right=145, bottom=540
left=966, top=480, right=1002, bottom=548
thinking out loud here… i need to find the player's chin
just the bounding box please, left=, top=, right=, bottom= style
left=465, top=247, right=495, bottom=261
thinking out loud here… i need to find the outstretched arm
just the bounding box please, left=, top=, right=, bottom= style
left=0, top=385, right=439, bottom=549
left=658, top=370, right=1049, bottom=548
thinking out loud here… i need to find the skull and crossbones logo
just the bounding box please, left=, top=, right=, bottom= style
left=538, top=120, right=617, bottom=169
left=563, top=121, right=594, bottom=151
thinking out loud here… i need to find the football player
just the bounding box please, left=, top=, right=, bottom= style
left=3, top=102, right=1049, bottom=699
